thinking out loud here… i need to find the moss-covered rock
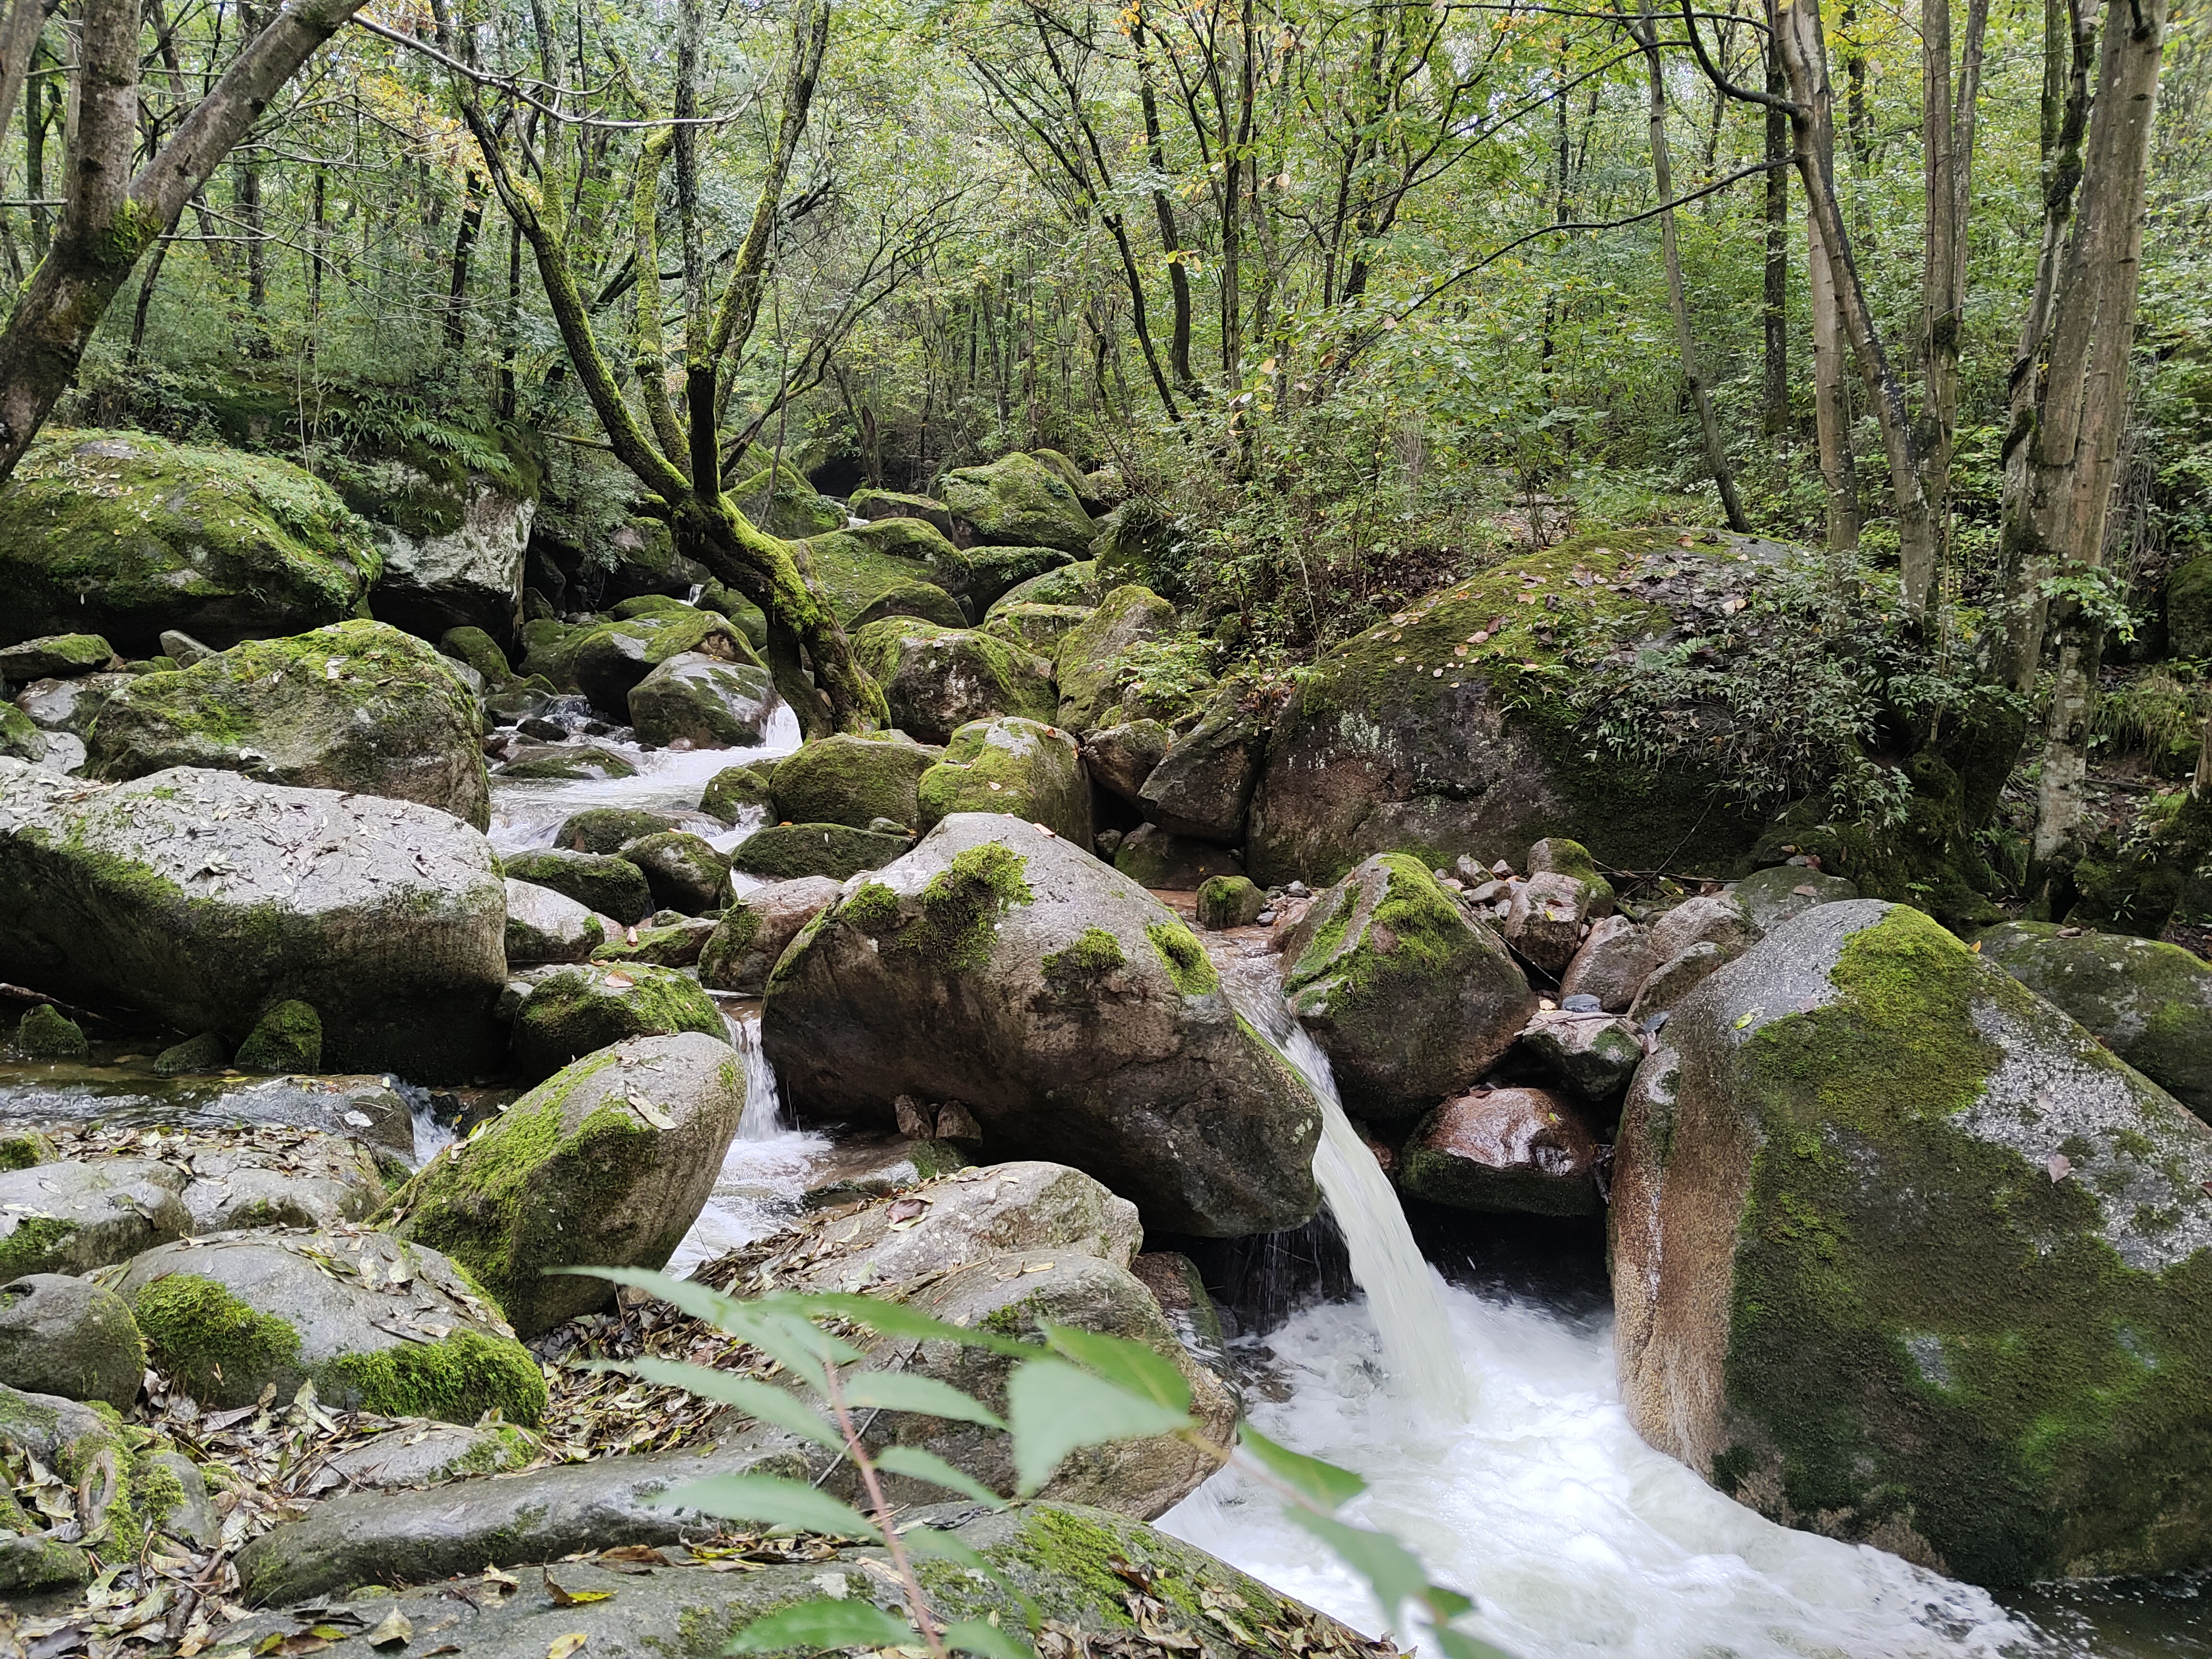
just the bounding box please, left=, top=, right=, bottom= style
left=1056, top=585, right=1174, bottom=733
left=0, top=1130, right=57, bottom=1170
left=564, top=608, right=760, bottom=719
left=1247, top=529, right=1778, bottom=887
left=849, top=577, right=967, bottom=631
left=937, top=545, right=1078, bottom=611
left=698, top=876, right=842, bottom=994
left=2166, top=555, right=2212, bottom=659
left=1978, top=921, right=2212, bottom=1121
left=498, top=847, right=653, bottom=924
left=917, top=717, right=1091, bottom=845
left=1195, top=875, right=1265, bottom=930
left=992, top=559, right=1104, bottom=613
left=0, top=1274, right=145, bottom=1409
left=497, top=742, right=637, bottom=781
left=731, top=458, right=843, bottom=539
left=0, top=762, right=508, bottom=1080
left=698, top=762, right=776, bottom=824
left=1280, top=854, right=1538, bottom=1118
left=360, top=469, right=536, bottom=643
left=940, top=453, right=1097, bottom=553
left=1613, top=900, right=2212, bottom=1586
left=0, top=1158, right=190, bottom=1278
left=150, top=1030, right=228, bottom=1073
left=981, top=601, right=1091, bottom=660
left=728, top=821, right=912, bottom=882
left=233, top=999, right=323, bottom=1073
left=769, top=731, right=942, bottom=830
left=1138, top=678, right=1268, bottom=843
left=1112, top=825, right=1240, bottom=889
left=383, top=1032, right=744, bottom=1338
left=1515, top=1006, right=1643, bottom=1104
left=439, top=625, right=512, bottom=684
left=116, top=1229, right=544, bottom=1423
left=763, top=815, right=1321, bottom=1235
left=0, top=701, right=43, bottom=762
left=627, top=651, right=777, bottom=748
left=504, top=877, right=609, bottom=965
left=794, top=527, right=957, bottom=626
left=84, top=620, right=491, bottom=830
left=849, top=486, right=956, bottom=536
left=589, top=915, right=717, bottom=967
left=851, top=617, right=1057, bottom=745
left=618, top=830, right=729, bottom=914
left=508, top=962, right=725, bottom=1083
left=553, top=806, right=686, bottom=854
left=0, top=634, right=115, bottom=681
left=14, top=1002, right=87, bottom=1060
left=0, top=430, right=382, bottom=656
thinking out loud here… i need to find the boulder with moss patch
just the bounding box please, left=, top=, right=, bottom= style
left=939, top=453, right=1098, bottom=554
left=0, top=763, right=508, bottom=1079
left=0, top=634, right=115, bottom=682
left=1612, top=900, right=2212, bottom=1587
left=509, top=962, right=725, bottom=1084
left=0, top=701, right=43, bottom=763
left=769, top=732, right=941, bottom=830
left=1400, top=1084, right=1603, bottom=1215
left=563, top=609, right=760, bottom=719
left=115, top=1226, right=543, bottom=1422
left=1977, top=921, right=2212, bottom=1121
left=361, top=470, right=536, bottom=643
left=763, top=815, right=1319, bottom=1234
left=851, top=617, right=1056, bottom=745
left=1195, top=876, right=1265, bottom=930
left=729, top=821, right=911, bottom=882
left=504, top=878, right=608, bottom=965
left=981, top=601, right=1092, bottom=661
left=627, top=652, right=778, bottom=748
left=233, top=1000, right=322, bottom=1074
left=498, top=847, right=653, bottom=925
left=917, top=717, right=1091, bottom=845
left=0, top=431, right=382, bottom=657
left=0, top=1274, right=144, bottom=1409
left=849, top=486, right=955, bottom=535
left=383, top=1032, right=744, bottom=1338
left=14, top=1003, right=87, bottom=1060
left=1056, top=586, right=1174, bottom=734
left=0, top=1159, right=191, bottom=1279
left=991, top=559, right=1103, bottom=613
left=699, top=877, right=843, bottom=994
left=1138, top=680, right=1269, bottom=844
left=618, top=830, right=729, bottom=914
left=1280, top=854, right=1537, bottom=1118
left=438, top=625, right=512, bottom=685
left=84, top=620, right=491, bottom=829
left=698, top=763, right=776, bottom=825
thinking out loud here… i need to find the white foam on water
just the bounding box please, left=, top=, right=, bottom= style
left=1160, top=1288, right=2058, bottom=1659
left=666, top=1010, right=824, bottom=1276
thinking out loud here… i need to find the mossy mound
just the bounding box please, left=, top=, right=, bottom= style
left=499, top=847, right=653, bottom=924
left=554, top=807, right=686, bottom=854
left=233, top=999, right=322, bottom=1073
left=498, top=743, right=637, bottom=781
left=981, top=601, right=1092, bottom=661
left=0, top=429, right=382, bottom=656
left=917, top=717, right=1091, bottom=845
left=798, top=527, right=958, bottom=625
left=936, top=545, right=1077, bottom=611
left=14, top=1003, right=88, bottom=1060
left=383, top=1032, right=744, bottom=1337
left=509, top=962, right=725, bottom=1083
left=939, top=453, right=1097, bottom=554
left=618, top=830, right=729, bottom=914
left=2167, top=556, right=2212, bottom=659
left=851, top=617, right=1057, bottom=745
left=563, top=608, right=760, bottom=717
left=628, top=652, right=778, bottom=747
left=439, top=625, right=512, bottom=683
left=84, top=619, right=491, bottom=830
left=991, top=559, right=1103, bottom=613
left=769, top=732, right=942, bottom=830
left=0, top=633, right=116, bottom=680
left=849, top=486, right=955, bottom=535
left=1614, top=900, right=2212, bottom=1586
left=1195, top=875, right=1265, bottom=929
left=1055, top=585, right=1174, bottom=733
left=730, top=822, right=912, bottom=882
left=698, top=763, right=776, bottom=823
left=849, top=578, right=968, bottom=631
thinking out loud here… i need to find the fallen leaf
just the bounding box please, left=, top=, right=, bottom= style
left=629, top=1098, right=676, bottom=1131
left=547, top=1636, right=589, bottom=1659
left=366, top=1610, right=413, bottom=1649
left=2048, top=1154, right=2072, bottom=1182
left=545, top=1569, right=614, bottom=1608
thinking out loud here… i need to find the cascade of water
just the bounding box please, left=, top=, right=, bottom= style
left=730, top=1011, right=788, bottom=1140
left=1217, top=955, right=1471, bottom=1418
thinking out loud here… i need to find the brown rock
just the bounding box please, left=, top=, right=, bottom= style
left=1561, top=914, right=1651, bottom=1013
left=698, top=876, right=843, bottom=994
left=1397, top=1085, right=1601, bottom=1215
left=1505, top=872, right=1590, bottom=975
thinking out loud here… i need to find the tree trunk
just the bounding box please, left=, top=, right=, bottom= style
left=445, top=172, right=483, bottom=350
left=1132, top=12, right=1195, bottom=392
left=1808, top=207, right=1860, bottom=551
left=1762, top=0, right=1789, bottom=436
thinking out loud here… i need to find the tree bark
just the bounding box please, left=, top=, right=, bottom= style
left=445, top=172, right=483, bottom=350
left=1808, top=204, right=1861, bottom=551
left=1762, top=0, right=1789, bottom=436
left=1132, top=10, right=1195, bottom=393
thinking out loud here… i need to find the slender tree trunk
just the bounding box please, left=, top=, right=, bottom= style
left=1133, top=12, right=1195, bottom=392
left=24, top=44, right=52, bottom=256
left=445, top=172, right=483, bottom=351
left=125, top=232, right=172, bottom=368
left=498, top=216, right=521, bottom=420
left=1763, top=0, right=1789, bottom=436
left=1808, top=198, right=1861, bottom=550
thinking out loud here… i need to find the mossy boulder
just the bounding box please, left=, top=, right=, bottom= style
left=0, top=763, right=508, bottom=1080
left=1516, top=1006, right=1643, bottom=1104
left=508, top=962, right=725, bottom=1084
left=992, top=558, right=1103, bottom=613
left=362, top=470, right=536, bottom=642
left=1399, top=1084, right=1604, bottom=1215
left=939, top=453, right=1097, bottom=553
left=233, top=999, right=323, bottom=1073
left=850, top=486, right=956, bottom=536
left=728, top=821, right=912, bottom=882
left=698, top=876, right=842, bottom=995
left=1195, top=875, right=1265, bottom=930
left=618, top=830, right=729, bottom=914
left=1138, top=679, right=1269, bottom=844
left=504, top=878, right=609, bottom=965
left=0, top=701, right=43, bottom=762
left=14, top=1003, right=87, bottom=1060
left=564, top=608, right=759, bottom=719
left=730, top=459, right=843, bottom=538
left=590, top=915, right=717, bottom=967
left=1056, top=585, right=1174, bottom=733
left=762, top=814, right=1321, bottom=1235
left=698, top=762, right=777, bottom=824
left=851, top=617, right=1057, bottom=745
left=1280, top=854, right=1538, bottom=1118
left=115, top=1228, right=544, bottom=1423
left=498, top=846, right=653, bottom=924
left=0, top=430, right=382, bottom=657
left=981, top=601, right=1092, bottom=660
left=0, top=1159, right=190, bottom=1279
left=2166, top=556, right=2212, bottom=659
left=0, top=1274, right=144, bottom=1409
left=439, top=625, right=512, bottom=684
left=769, top=732, right=942, bottom=830
left=383, top=1032, right=744, bottom=1338
left=498, top=742, right=637, bottom=782
left=795, top=526, right=959, bottom=626
left=553, top=806, right=686, bottom=854
left=849, top=578, right=967, bottom=631
left=627, top=652, right=778, bottom=748
left=1612, top=900, right=2212, bottom=1586
left=84, top=620, right=491, bottom=830
left=1977, top=921, right=2212, bottom=1121
left=917, top=717, right=1092, bottom=845
left=1113, top=825, right=1240, bottom=889
left=1084, top=718, right=1172, bottom=804
left=0, top=634, right=114, bottom=681
left=1246, top=529, right=1779, bottom=888
left=936, top=545, right=1078, bottom=612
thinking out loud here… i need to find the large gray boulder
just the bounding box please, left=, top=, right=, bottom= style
left=1612, top=899, right=2212, bottom=1587
left=1978, top=921, right=2212, bottom=1121
left=1278, top=854, right=1536, bottom=1118
left=115, top=1226, right=546, bottom=1421
left=0, top=1274, right=144, bottom=1408
left=0, top=1158, right=192, bottom=1278
left=1138, top=680, right=1267, bottom=843
left=917, top=716, right=1092, bottom=845
left=84, top=620, right=490, bottom=829
left=762, top=815, right=1320, bottom=1235
left=385, top=1033, right=744, bottom=1338
left=363, top=471, right=536, bottom=641
left=851, top=617, right=1056, bottom=745
left=503, top=877, right=609, bottom=964
left=627, top=651, right=778, bottom=747
left=0, top=763, right=508, bottom=1080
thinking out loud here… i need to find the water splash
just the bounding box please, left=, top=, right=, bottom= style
left=729, top=1010, right=790, bottom=1141
left=1216, top=953, right=1471, bottom=1418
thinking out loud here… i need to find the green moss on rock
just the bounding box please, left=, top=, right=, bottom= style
left=730, top=822, right=912, bottom=883
left=134, top=1274, right=302, bottom=1398
left=327, top=1327, right=547, bottom=1426
left=233, top=999, right=322, bottom=1073
left=1144, top=921, right=1218, bottom=997
left=1044, top=926, right=1127, bottom=977
left=15, top=1003, right=88, bottom=1060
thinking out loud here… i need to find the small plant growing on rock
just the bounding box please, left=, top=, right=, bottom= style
left=578, top=1267, right=1509, bottom=1659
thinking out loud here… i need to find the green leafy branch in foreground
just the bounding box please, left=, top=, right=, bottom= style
left=573, top=1267, right=1511, bottom=1659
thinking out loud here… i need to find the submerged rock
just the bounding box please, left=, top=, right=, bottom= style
left=385, top=1033, right=743, bottom=1338
left=0, top=763, right=508, bottom=1080
left=1612, top=900, right=2212, bottom=1586
left=115, top=1226, right=544, bottom=1422
left=763, top=815, right=1320, bottom=1235
left=1279, top=854, right=1536, bottom=1118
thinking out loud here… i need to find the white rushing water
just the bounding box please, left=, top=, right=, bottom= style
left=667, top=1011, right=827, bottom=1275
left=1160, top=1288, right=2053, bottom=1659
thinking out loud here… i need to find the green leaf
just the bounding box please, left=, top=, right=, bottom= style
left=941, top=1618, right=1036, bottom=1659
left=1282, top=1509, right=1443, bottom=1634
left=896, top=1523, right=1036, bottom=1616
left=874, top=1445, right=1010, bottom=1507
left=768, top=1291, right=1034, bottom=1357
left=1431, top=1623, right=1520, bottom=1659
left=843, top=1371, right=1009, bottom=1430
left=1238, top=1424, right=1365, bottom=1509
left=617, top=1359, right=842, bottom=1452
left=1006, top=1358, right=1194, bottom=1494
left=555, top=1265, right=742, bottom=1327
left=723, top=1598, right=913, bottom=1653
left=1040, top=1324, right=1191, bottom=1413
left=652, top=1473, right=880, bottom=1541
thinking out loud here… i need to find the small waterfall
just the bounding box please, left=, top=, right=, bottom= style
left=729, top=1010, right=789, bottom=1140
left=1219, top=955, right=1471, bottom=1418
